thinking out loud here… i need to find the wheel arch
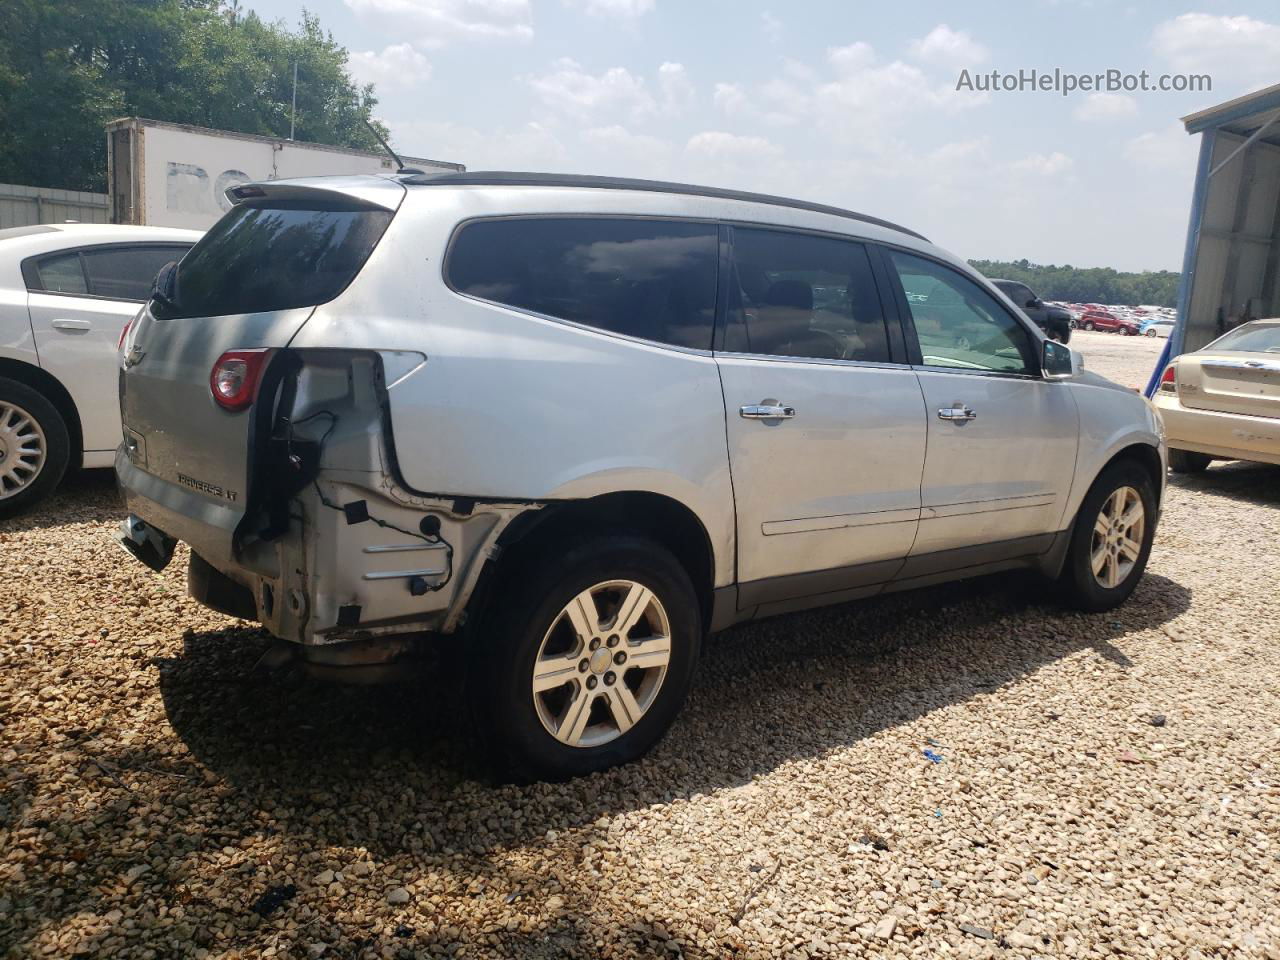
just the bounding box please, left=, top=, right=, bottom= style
left=478, top=491, right=719, bottom=634
left=1100, top=442, right=1165, bottom=507
left=0, top=358, right=83, bottom=469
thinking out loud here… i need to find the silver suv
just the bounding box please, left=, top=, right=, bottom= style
left=116, top=172, right=1166, bottom=779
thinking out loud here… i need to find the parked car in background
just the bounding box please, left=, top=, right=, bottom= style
left=1142, top=318, right=1175, bottom=338
left=1153, top=319, right=1280, bottom=472
left=0, top=224, right=201, bottom=516
left=1080, top=310, right=1140, bottom=335
left=115, top=171, right=1165, bottom=779
left=990, top=279, right=1072, bottom=343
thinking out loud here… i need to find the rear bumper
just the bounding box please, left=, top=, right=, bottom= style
left=1152, top=395, right=1280, bottom=465
left=116, top=446, right=532, bottom=645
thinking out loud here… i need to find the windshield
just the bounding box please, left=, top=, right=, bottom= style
left=1208, top=322, right=1280, bottom=354
left=151, top=200, right=392, bottom=319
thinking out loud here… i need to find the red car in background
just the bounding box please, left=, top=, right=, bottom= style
left=1079, top=310, right=1140, bottom=335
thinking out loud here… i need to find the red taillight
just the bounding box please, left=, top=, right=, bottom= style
left=210, top=349, right=272, bottom=412
left=1159, top=364, right=1176, bottom=393
left=117, top=312, right=139, bottom=352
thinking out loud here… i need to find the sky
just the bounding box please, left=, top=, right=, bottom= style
left=243, top=0, right=1280, bottom=271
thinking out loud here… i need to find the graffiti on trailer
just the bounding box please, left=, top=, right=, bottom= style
left=166, top=162, right=252, bottom=214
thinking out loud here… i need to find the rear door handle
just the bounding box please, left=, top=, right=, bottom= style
left=740, top=402, right=797, bottom=420
left=51, top=318, right=92, bottom=332
left=937, top=404, right=977, bottom=422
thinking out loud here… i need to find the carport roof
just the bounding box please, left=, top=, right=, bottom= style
left=1182, top=82, right=1280, bottom=144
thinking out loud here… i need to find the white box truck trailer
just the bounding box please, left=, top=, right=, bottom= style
left=106, top=117, right=464, bottom=230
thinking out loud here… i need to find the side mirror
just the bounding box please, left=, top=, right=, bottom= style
left=1042, top=339, right=1080, bottom=378
left=1026, top=298, right=1042, bottom=309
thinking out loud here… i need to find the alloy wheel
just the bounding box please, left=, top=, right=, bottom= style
left=0, top=401, right=46, bottom=500
left=1091, top=486, right=1145, bottom=589
left=531, top=579, right=671, bottom=748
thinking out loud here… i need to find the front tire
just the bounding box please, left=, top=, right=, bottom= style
left=470, top=535, right=701, bottom=781
left=1058, top=460, right=1157, bottom=612
left=1168, top=448, right=1212, bottom=473
left=1145, top=329, right=1157, bottom=337
left=0, top=378, right=70, bottom=520
left=1083, top=321, right=1095, bottom=331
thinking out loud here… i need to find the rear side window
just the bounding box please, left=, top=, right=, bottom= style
left=35, top=252, right=89, bottom=295
left=1209, top=322, right=1280, bottom=353
left=83, top=246, right=189, bottom=301
left=446, top=217, right=719, bottom=350
left=152, top=201, right=392, bottom=319
left=724, top=228, right=892, bottom=363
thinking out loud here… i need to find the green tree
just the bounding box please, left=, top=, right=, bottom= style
left=970, top=258, right=1180, bottom=308
left=0, top=0, right=388, bottom=192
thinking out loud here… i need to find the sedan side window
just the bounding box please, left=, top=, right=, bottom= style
left=82, top=246, right=190, bottom=302
left=724, top=228, right=892, bottom=363
left=889, top=251, right=1037, bottom=375
left=34, top=252, right=89, bottom=295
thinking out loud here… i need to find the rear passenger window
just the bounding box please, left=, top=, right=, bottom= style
left=35, top=253, right=89, bottom=295
left=82, top=246, right=188, bottom=301
left=447, top=218, right=718, bottom=350
left=724, top=228, right=892, bottom=363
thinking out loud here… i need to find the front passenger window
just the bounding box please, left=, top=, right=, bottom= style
left=724, top=228, right=892, bottom=363
left=889, top=251, right=1036, bottom=375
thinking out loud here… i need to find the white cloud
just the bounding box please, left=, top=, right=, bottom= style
left=564, top=0, right=654, bottom=16
left=909, top=24, right=988, bottom=69
left=343, top=0, right=533, bottom=47
left=1013, top=151, right=1074, bottom=176
left=761, top=11, right=782, bottom=42
left=1152, top=13, right=1280, bottom=89
left=390, top=119, right=565, bottom=168
left=1123, top=123, right=1198, bottom=172
left=712, top=82, right=748, bottom=115
left=582, top=125, right=673, bottom=158
left=526, top=58, right=655, bottom=118
left=685, top=131, right=782, bottom=159
left=658, top=62, right=694, bottom=113
left=347, top=43, right=432, bottom=93
left=1074, top=92, right=1138, bottom=122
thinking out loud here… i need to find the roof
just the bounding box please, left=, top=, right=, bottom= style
left=0, top=223, right=202, bottom=258
left=1182, top=82, right=1280, bottom=142
left=398, top=170, right=928, bottom=242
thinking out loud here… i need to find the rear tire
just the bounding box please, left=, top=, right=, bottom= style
left=468, top=534, right=701, bottom=781
left=1168, top=448, right=1212, bottom=474
left=0, top=377, right=70, bottom=521
left=1058, top=460, right=1157, bottom=612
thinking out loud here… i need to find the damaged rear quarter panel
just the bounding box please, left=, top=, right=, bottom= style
left=287, top=188, right=736, bottom=590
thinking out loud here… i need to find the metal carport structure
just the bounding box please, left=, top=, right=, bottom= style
left=1145, top=82, right=1280, bottom=395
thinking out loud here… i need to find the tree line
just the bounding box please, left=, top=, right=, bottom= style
left=0, top=0, right=388, bottom=193
left=970, top=258, right=1180, bottom=307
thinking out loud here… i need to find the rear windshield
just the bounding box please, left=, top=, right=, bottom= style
left=1209, top=322, right=1280, bottom=354
left=151, top=200, right=392, bottom=319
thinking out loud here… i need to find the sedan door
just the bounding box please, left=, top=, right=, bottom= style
left=25, top=243, right=190, bottom=457
left=715, top=226, right=927, bottom=612
left=878, top=248, right=1079, bottom=569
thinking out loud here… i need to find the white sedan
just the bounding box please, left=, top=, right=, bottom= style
left=1143, top=318, right=1175, bottom=338
left=0, top=224, right=201, bottom=517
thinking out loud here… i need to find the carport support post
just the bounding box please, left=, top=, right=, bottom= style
left=1147, top=129, right=1217, bottom=397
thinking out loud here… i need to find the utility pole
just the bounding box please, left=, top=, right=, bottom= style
left=289, top=62, right=298, bottom=140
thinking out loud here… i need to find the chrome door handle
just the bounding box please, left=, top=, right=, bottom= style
left=740, top=403, right=796, bottom=420
left=51, top=318, right=92, bottom=331
left=937, top=404, right=977, bottom=422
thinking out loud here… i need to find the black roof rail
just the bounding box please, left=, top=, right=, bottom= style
left=398, top=170, right=928, bottom=242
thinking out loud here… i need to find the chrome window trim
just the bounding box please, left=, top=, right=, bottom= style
left=712, top=350, right=912, bottom=372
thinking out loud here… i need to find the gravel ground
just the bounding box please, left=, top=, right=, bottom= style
left=3, top=336, right=1279, bottom=959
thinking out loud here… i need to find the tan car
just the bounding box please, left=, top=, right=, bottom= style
left=1154, top=319, right=1280, bottom=472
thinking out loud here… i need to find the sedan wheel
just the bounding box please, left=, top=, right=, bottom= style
left=1090, top=486, right=1145, bottom=589
left=532, top=580, right=672, bottom=748
left=0, top=378, right=70, bottom=520
left=0, top=400, right=46, bottom=499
